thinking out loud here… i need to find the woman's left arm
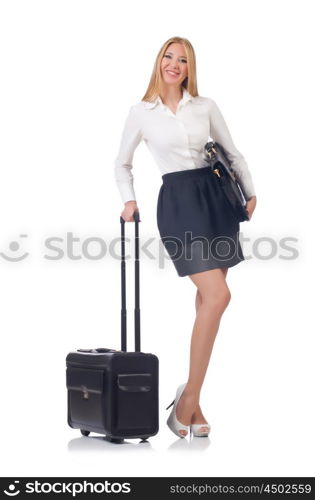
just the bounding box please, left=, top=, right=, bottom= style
left=208, top=98, right=257, bottom=219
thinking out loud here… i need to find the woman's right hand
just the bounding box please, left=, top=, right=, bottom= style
left=121, top=200, right=139, bottom=222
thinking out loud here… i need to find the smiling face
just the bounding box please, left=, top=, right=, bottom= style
left=160, top=42, right=188, bottom=87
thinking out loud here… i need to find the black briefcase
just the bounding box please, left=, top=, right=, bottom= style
left=66, top=211, right=159, bottom=443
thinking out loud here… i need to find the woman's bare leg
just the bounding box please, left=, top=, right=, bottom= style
left=175, top=267, right=230, bottom=436
left=190, top=269, right=228, bottom=428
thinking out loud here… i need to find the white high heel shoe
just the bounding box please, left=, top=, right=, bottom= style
left=166, top=383, right=190, bottom=438
left=190, top=422, right=211, bottom=437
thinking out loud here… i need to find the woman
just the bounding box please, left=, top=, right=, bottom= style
left=114, top=36, right=257, bottom=439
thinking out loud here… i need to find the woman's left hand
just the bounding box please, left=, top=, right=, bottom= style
left=245, top=196, right=257, bottom=220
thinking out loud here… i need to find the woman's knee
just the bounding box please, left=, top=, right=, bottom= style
left=201, top=285, right=231, bottom=313
left=222, top=286, right=232, bottom=308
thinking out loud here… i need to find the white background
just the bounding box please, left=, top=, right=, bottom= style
left=0, top=0, right=314, bottom=477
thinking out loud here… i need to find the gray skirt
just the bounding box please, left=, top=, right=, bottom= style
left=156, top=166, right=245, bottom=277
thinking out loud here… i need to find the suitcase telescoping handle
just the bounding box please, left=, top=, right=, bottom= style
left=119, top=211, right=141, bottom=353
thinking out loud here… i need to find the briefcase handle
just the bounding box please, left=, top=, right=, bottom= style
left=119, top=211, right=141, bottom=352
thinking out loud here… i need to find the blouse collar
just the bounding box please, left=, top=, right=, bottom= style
left=144, top=87, right=193, bottom=110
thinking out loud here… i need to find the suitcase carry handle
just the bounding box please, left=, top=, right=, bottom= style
left=77, top=348, right=117, bottom=354
left=119, top=210, right=141, bottom=353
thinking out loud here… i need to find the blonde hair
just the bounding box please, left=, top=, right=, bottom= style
left=141, top=36, right=199, bottom=102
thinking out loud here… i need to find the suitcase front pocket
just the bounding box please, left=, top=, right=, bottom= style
left=116, top=373, right=154, bottom=430
left=117, top=373, right=152, bottom=392
left=67, top=367, right=106, bottom=429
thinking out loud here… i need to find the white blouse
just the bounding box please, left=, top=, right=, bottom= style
left=114, top=88, right=256, bottom=204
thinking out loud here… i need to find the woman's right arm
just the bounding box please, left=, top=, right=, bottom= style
left=114, top=105, right=143, bottom=221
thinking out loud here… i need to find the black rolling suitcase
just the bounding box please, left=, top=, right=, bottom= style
left=66, top=211, right=159, bottom=443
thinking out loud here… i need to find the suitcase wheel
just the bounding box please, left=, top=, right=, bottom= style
left=80, top=430, right=90, bottom=437
left=107, top=437, right=124, bottom=444
left=140, top=437, right=150, bottom=442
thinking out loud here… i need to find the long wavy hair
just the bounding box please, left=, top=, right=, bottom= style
left=141, top=36, right=199, bottom=102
